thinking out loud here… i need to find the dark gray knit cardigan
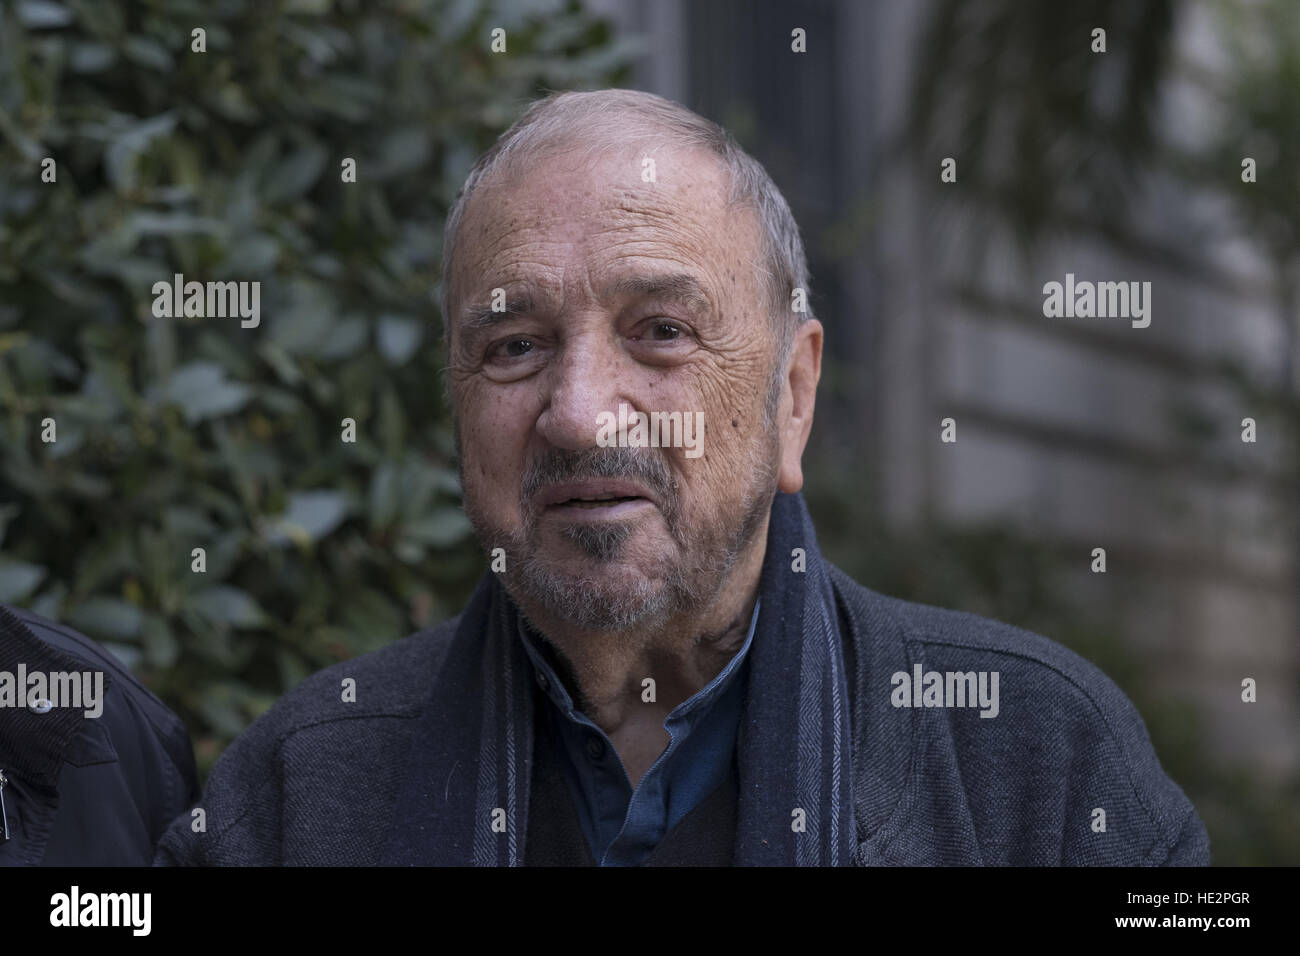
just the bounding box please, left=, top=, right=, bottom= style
left=156, top=493, right=1209, bottom=866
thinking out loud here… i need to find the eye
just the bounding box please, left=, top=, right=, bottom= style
left=649, top=321, right=681, bottom=340
left=633, top=319, right=687, bottom=342
left=490, top=337, right=534, bottom=360
left=624, top=316, right=696, bottom=365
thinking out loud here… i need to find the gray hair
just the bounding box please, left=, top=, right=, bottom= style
left=439, top=88, right=814, bottom=419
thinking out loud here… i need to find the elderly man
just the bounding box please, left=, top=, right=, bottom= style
left=157, top=89, right=1209, bottom=867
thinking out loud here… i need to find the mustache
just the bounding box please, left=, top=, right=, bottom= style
left=520, top=445, right=679, bottom=518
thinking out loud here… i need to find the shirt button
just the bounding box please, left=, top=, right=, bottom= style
left=535, top=671, right=549, bottom=692
left=31, top=698, right=53, bottom=714
left=584, top=735, right=605, bottom=761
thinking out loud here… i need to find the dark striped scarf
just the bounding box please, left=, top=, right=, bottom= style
left=379, top=491, right=856, bottom=865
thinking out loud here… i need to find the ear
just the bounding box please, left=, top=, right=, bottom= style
left=777, top=319, right=823, bottom=494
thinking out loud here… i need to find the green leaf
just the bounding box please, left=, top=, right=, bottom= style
left=122, top=35, right=175, bottom=72
left=157, top=361, right=252, bottom=424
left=65, top=597, right=144, bottom=640
left=220, top=235, right=280, bottom=274
left=318, top=316, right=368, bottom=359
left=264, top=490, right=349, bottom=545
left=376, top=314, right=424, bottom=365
left=126, top=212, right=225, bottom=237
left=101, top=642, right=143, bottom=672
left=263, top=141, right=329, bottom=203
left=269, top=282, right=338, bottom=356
left=372, top=127, right=430, bottom=179
left=402, top=508, right=471, bottom=548
left=368, top=462, right=399, bottom=530
left=18, top=1, right=73, bottom=28
left=198, top=684, right=250, bottom=737
left=162, top=505, right=217, bottom=538
left=0, top=559, right=46, bottom=602
left=69, top=42, right=115, bottom=72
left=140, top=613, right=180, bottom=667
left=104, top=112, right=177, bottom=193
left=340, top=588, right=405, bottom=652
left=275, top=647, right=312, bottom=691
left=44, top=422, right=85, bottom=459
left=257, top=341, right=303, bottom=386
left=188, top=586, right=269, bottom=629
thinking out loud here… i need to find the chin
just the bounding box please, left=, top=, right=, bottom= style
left=509, top=556, right=688, bottom=633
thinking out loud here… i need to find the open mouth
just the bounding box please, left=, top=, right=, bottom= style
left=536, top=480, right=657, bottom=515
left=553, top=494, right=644, bottom=510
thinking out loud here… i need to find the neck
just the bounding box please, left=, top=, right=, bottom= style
left=520, top=515, right=768, bottom=784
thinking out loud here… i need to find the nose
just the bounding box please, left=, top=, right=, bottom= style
left=536, top=329, right=624, bottom=451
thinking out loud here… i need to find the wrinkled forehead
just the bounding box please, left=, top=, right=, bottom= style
left=449, top=143, right=760, bottom=316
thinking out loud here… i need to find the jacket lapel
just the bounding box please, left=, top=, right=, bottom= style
left=380, top=491, right=858, bottom=866
left=733, top=492, right=858, bottom=866
left=379, top=575, right=534, bottom=865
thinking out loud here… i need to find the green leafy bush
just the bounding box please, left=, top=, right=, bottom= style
left=0, top=0, right=633, bottom=775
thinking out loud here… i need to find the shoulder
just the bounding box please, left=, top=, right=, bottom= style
left=253, top=614, right=460, bottom=731
left=5, top=604, right=178, bottom=722
left=156, top=614, right=462, bottom=865
left=206, top=613, right=462, bottom=775
left=828, top=562, right=1146, bottom=728
left=1, top=603, right=193, bottom=769
left=825, top=565, right=1209, bottom=864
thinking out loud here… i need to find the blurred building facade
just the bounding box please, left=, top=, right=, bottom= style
left=587, top=0, right=1299, bottom=779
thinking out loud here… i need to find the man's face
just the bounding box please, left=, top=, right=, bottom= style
left=448, top=144, right=783, bottom=633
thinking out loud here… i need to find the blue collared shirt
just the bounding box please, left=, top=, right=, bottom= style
left=517, top=599, right=758, bottom=867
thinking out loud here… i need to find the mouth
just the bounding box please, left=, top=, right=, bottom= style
left=555, top=494, right=644, bottom=509
left=537, top=480, right=657, bottom=515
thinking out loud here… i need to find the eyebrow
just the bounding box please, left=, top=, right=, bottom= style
left=456, top=271, right=713, bottom=338
left=604, top=272, right=712, bottom=315
left=458, top=287, right=556, bottom=339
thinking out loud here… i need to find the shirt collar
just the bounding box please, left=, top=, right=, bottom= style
left=516, top=598, right=760, bottom=722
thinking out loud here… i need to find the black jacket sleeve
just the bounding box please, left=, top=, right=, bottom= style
left=0, top=604, right=199, bottom=866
